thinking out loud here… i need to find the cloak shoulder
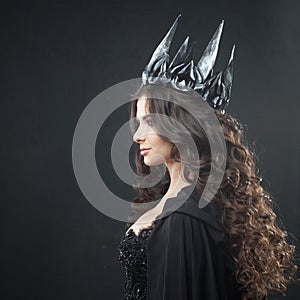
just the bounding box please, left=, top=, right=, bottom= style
left=146, top=186, right=242, bottom=300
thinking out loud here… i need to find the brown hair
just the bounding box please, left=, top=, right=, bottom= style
left=127, top=84, right=297, bottom=299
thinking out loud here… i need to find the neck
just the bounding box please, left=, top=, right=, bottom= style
left=165, top=160, right=191, bottom=195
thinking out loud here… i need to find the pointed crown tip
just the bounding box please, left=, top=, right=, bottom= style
left=175, top=14, right=182, bottom=22
left=218, top=20, right=224, bottom=30
left=230, top=45, right=236, bottom=58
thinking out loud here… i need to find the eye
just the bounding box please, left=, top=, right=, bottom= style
left=146, top=118, right=153, bottom=126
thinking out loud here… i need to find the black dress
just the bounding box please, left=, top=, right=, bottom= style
left=118, top=185, right=243, bottom=300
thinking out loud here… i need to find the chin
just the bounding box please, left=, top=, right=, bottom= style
left=143, top=155, right=165, bottom=167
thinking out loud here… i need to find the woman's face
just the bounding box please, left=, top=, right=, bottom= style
left=133, top=97, right=172, bottom=166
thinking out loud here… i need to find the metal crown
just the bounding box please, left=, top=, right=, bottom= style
left=141, top=14, right=235, bottom=113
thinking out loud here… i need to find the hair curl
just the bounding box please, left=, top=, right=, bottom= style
left=127, top=84, right=298, bottom=299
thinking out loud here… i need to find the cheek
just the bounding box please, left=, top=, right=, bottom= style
left=148, top=134, right=163, bottom=146
left=149, top=134, right=168, bottom=148
left=149, top=135, right=171, bottom=155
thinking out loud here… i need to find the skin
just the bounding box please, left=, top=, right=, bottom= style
left=133, top=97, right=173, bottom=167
left=127, top=97, right=191, bottom=235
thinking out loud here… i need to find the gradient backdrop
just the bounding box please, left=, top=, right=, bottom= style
left=1, top=0, right=300, bottom=299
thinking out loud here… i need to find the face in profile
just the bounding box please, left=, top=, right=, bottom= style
left=133, top=97, right=172, bottom=167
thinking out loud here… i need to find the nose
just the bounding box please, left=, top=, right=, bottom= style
left=133, top=126, right=146, bottom=143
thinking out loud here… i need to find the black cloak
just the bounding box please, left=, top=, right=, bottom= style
left=146, top=185, right=243, bottom=300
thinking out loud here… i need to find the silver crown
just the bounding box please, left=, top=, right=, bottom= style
left=142, top=14, right=235, bottom=114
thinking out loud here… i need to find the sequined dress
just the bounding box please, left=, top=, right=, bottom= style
left=117, top=186, right=243, bottom=300
left=118, top=222, right=157, bottom=300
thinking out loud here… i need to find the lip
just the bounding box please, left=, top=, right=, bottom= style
left=140, top=148, right=151, bottom=156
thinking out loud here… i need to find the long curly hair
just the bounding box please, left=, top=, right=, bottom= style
left=127, top=84, right=297, bottom=299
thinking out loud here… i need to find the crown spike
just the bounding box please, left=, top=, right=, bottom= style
left=229, top=44, right=235, bottom=63
left=185, top=40, right=196, bottom=62
left=196, top=20, right=224, bottom=82
left=169, top=36, right=190, bottom=69
left=144, top=14, right=181, bottom=72
left=222, top=45, right=235, bottom=97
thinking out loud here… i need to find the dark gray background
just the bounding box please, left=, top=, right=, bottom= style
left=1, top=0, right=299, bottom=299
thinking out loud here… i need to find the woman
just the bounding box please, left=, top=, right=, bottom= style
left=118, top=15, right=297, bottom=300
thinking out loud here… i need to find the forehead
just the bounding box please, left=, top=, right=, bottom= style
left=136, top=97, right=148, bottom=117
